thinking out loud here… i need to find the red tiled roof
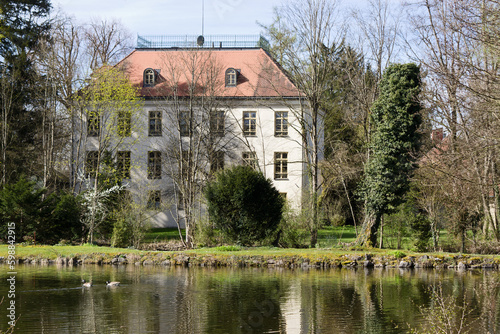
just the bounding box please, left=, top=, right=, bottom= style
left=117, top=48, right=300, bottom=98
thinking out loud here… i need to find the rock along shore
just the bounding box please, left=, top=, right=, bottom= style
left=1, top=252, right=499, bottom=270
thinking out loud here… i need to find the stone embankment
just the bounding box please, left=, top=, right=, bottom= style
left=1, top=252, right=499, bottom=270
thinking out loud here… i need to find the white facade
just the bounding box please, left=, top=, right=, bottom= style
left=74, top=47, right=313, bottom=228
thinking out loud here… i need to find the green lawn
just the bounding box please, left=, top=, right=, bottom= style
left=131, top=225, right=453, bottom=251
left=317, top=225, right=358, bottom=247
left=144, top=225, right=359, bottom=247
left=143, top=228, right=185, bottom=243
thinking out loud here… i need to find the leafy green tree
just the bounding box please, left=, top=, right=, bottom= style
left=205, top=165, right=284, bottom=246
left=357, top=63, right=422, bottom=247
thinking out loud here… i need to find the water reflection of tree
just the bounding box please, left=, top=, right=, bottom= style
left=178, top=268, right=288, bottom=333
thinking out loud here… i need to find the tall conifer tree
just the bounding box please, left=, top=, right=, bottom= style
left=357, top=63, right=422, bottom=247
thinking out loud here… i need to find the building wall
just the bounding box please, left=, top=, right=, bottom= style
left=76, top=98, right=306, bottom=228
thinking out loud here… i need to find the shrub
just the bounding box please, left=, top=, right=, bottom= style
left=275, top=204, right=309, bottom=248
left=205, top=165, right=284, bottom=246
left=392, top=250, right=406, bottom=259
left=110, top=217, right=132, bottom=248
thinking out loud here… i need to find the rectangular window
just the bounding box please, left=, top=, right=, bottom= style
left=149, top=111, right=162, bottom=136
left=180, top=150, right=189, bottom=178
left=147, top=190, right=161, bottom=210
left=179, top=110, right=190, bottom=137
left=87, top=112, right=100, bottom=137
left=177, top=190, right=184, bottom=210
left=117, top=151, right=131, bottom=178
left=148, top=151, right=162, bottom=179
left=242, top=151, right=257, bottom=169
left=275, top=111, right=288, bottom=136
left=85, top=151, right=99, bottom=176
left=243, top=111, right=256, bottom=136
left=274, top=152, right=288, bottom=179
left=210, top=151, right=224, bottom=173
left=117, top=110, right=131, bottom=137
left=210, top=110, right=225, bottom=136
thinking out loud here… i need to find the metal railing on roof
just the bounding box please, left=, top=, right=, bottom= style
left=136, top=35, right=270, bottom=51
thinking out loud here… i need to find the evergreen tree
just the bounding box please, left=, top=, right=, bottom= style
left=357, top=63, right=422, bottom=247
left=205, top=165, right=284, bottom=246
left=0, top=0, right=51, bottom=184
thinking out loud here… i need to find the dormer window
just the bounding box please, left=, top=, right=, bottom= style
left=225, top=68, right=237, bottom=87
left=144, top=68, right=155, bottom=87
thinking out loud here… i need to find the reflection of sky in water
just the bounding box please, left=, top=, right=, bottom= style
left=0, top=264, right=491, bottom=333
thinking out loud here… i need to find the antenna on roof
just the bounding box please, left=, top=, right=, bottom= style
left=197, top=0, right=205, bottom=47
left=201, top=0, right=205, bottom=36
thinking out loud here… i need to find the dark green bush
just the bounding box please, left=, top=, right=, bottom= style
left=0, top=177, right=83, bottom=244
left=205, top=165, right=284, bottom=246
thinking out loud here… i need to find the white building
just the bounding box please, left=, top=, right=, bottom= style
left=75, top=36, right=315, bottom=228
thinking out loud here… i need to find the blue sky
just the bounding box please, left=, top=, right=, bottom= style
left=52, top=0, right=284, bottom=37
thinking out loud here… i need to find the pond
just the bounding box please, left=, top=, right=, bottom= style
left=0, top=264, right=499, bottom=333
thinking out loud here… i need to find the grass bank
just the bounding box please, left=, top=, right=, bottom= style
left=1, top=244, right=499, bottom=270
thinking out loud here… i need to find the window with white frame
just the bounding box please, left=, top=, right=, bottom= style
left=210, top=110, right=225, bottom=136
left=148, top=151, right=162, bottom=179
left=242, top=151, right=257, bottom=169
left=225, top=68, right=237, bottom=87
left=144, top=68, right=155, bottom=87
left=179, top=110, right=190, bottom=137
left=274, top=152, right=288, bottom=179
left=117, top=110, right=131, bottom=137
left=87, top=112, right=100, bottom=137
left=147, top=190, right=161, bottom=210
left=243, top=111, right=256, bottom=136
left=275, top=111, right=288, bottom=136
left=149, top=111, right=162, bottom=136
left=85, top=151, right=99, bottom=176
left=117, top=151, right=131, bottom=178
left=210, top=151, right=224, bottom=173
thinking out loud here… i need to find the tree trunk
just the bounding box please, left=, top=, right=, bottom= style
left=379, top=216, right=384, bottom=249
left=355, top=213, right=382, bottom=247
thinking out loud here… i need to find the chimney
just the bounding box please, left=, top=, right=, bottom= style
left=431, top=128, right=444, bottom=145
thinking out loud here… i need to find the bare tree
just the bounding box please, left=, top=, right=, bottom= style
left=262, top=0, right=345, bottom=247
left=0, top=66, right=15, bottom=186
left=408, top=0, right=500, bottom=241
left=153, top=50, right=236, bottom=248
left=351, top=0, right=402, bottom=84
left=85, top=18, right=133, bottom=70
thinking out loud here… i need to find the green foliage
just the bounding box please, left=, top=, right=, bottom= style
left=275, top=204, right=310, bottom=248
left=358, top=63, right=422, bottom=246
left=194, top=217, right=225, bottom=247
left=37, top=191, right=82, bottom=244
left=0, top=0, right=52, bottom=183
left=360, top=63, right=422, bottom=217
left=410, top=214, right=432, bottom=252
left=111, top=217, right=132, bottom=248
left=392, top=250, right=406, bottom=259
left=214, top=245, right=242, bottom=252
left=0, top=177, right=82, bottom=244
left=205, top=165, right=284, bottom=246
left=384, top=188, right=432, bottom=252
left=0, top=177, right=45, bottom=240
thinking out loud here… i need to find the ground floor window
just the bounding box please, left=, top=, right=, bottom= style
left=274, top=152, right=288, bottom=179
